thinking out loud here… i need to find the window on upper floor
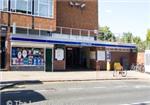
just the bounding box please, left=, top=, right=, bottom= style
left=11, top=0, right=32, bottom=14
left=1, top=0, right=53, bottom=18
left=0, top=0, right=8, bottom=11
left=34, top=0, right=53, bottom=18
left=0, top=1, right=2, bottom=11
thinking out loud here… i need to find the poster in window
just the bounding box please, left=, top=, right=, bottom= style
left=55, top=48, right=64, bottom=61
left=97, top=51, right=106, bottom=61
left=11, top=47, right=44, bottom=66
left=22, top=50, right=27, bottom=58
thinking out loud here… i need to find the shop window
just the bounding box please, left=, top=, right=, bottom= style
left=11, top=47, right=44, bottom=66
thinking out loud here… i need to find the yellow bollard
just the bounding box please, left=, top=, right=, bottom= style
left=107, top=61, right=110, bottom=71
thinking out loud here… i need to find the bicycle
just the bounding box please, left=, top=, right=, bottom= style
left=113, top=69, right=127, bottom=77
left=130, top=63, right=145, bottom=73
left=113, top=62, right=127, bottom=77
left=130, top=64, right=136, bottom=71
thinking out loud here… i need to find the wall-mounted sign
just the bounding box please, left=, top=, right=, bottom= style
left=55, top=48, right=64, bottom=61
left=97, top=51, right=105, bottom=61
left=17, top=51, right=22, bottom=59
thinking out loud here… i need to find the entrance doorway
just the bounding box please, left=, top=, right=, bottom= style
left=45, top=48, right=52, bottom=72
left=1, top=37, right=6, bottom=69
left=66, top=47, right=90, bottom=70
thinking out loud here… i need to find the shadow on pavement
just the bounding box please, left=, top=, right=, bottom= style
left=1, top=90, right=46, bottom=105
left=0, top=80, right=43, bottom=90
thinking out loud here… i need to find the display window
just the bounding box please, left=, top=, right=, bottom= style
left=11, top=47, right=44, bottom=66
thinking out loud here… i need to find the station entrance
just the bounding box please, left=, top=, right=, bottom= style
left=0, top=36, right=6, bottom=69
left=66, top=47, right=90, bottom=70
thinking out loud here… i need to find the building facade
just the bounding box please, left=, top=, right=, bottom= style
left=0, top=0, right=137, bottom=71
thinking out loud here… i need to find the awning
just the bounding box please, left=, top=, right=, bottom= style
left=10, top=35, right=137, bottom=49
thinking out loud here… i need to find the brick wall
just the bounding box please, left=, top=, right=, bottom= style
left=53, top=60, right=65, bottom=70
left=0, top=12, right=9, bottom=25
left=137, top=52, right=144, bottom=64
left=1, top=13, right=56, bottom=31
left=0, top=0, right=56, bottom=31
left=57, top=0, right=98, bottom=31
left=0, top=0, right=57, bottom=70
left=11, top=14, right=32, bottom=27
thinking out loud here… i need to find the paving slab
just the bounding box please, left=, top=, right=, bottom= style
left=1, top=71, right=150, bottom=83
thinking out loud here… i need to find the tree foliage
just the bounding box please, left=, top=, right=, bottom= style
left=98, top=26, right=116, bottom=41
left=121, top=32, right=133, bottom=43
left=146, top=29, right=150, bottom=41
left=133, top=36, right=146, bottom=52
left=98, top=26, right=149, bottom=51
left=146, top=29, right=150, bottom=49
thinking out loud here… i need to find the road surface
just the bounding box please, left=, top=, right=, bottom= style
left=1, top=80, right=150, bottom=105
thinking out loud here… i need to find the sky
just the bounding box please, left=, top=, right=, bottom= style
left=98, top=0, right=150, bottom=40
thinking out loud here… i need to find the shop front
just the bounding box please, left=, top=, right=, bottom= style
left=10, top=35, right=137, bottom=71
left=10, top=41, right=54, bottom=71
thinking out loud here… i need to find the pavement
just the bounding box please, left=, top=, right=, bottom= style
left=0, top=71, right=150, bottom=90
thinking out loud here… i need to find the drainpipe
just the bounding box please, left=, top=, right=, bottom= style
left=32, top=0, right=34, bottom=29
left=6, top=0, right=11, bottom=71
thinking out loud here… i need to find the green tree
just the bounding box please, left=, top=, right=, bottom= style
left=132, top=36, right=146, bottom=52
left=133, top=36, right=141, bottom=44
left=121, top=32, right=146, bottom=52
left=146, top=29, right=150, bottom=41
left=146, top=29, right=150, bottom=49
left=98, top=26, right=116, bottom=42
left=121, top=32, right=133, bottom=43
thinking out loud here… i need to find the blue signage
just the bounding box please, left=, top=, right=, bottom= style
left=106, top=51, right=111, bottom=61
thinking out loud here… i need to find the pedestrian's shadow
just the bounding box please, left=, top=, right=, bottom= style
left=1, top=90, right=46, bottom=105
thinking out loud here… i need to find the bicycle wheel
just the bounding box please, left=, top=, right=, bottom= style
left=121, top=70, right=127, bottom=77
left=130, top=64, right=135, bottom=70
left=141, top=65, right=145, bottom=73
left=113, top=70, right=117, bottom=77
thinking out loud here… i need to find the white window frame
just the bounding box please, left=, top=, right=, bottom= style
left=16, top=0, right=32, bottom=14
left=49, top=0, right=54, bottom=18
left=0, top=0, right=8, bottom=11
left=36, top=0, right=54, bottom=18
left=0, top=0, right=3, bottom=11
left=1, top=0, right=54, bottom=19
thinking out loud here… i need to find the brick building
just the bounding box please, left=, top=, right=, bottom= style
left=0, top=0, right=137, bottom=71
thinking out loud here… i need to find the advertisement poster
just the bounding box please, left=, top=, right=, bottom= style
left=11, top=47, right=44, bottom=66
left=97, top=51, right=106, bottom=61
left=55, top=48, right=64, bottom=61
